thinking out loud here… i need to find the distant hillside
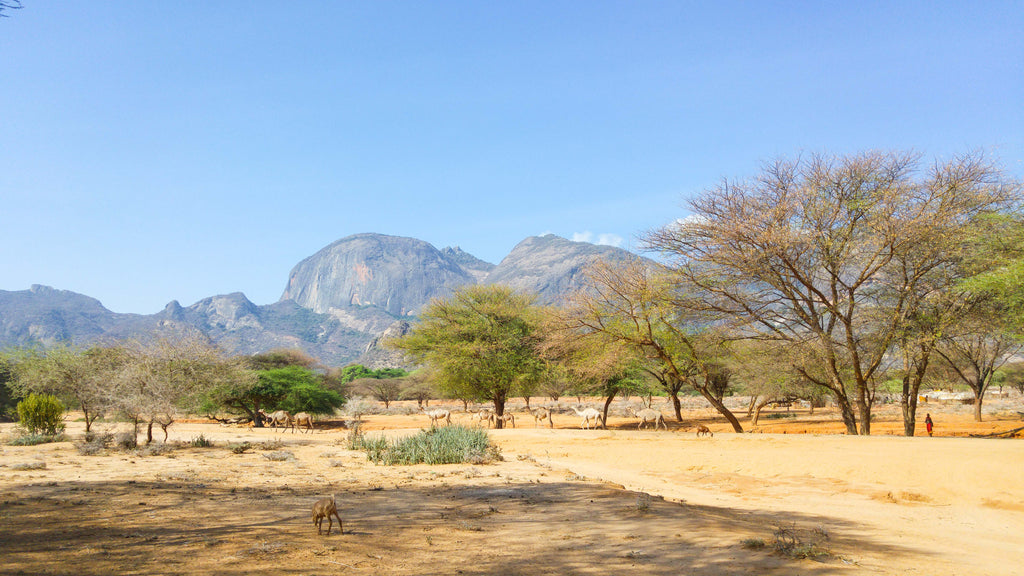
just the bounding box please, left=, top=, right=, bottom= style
left=1, top=233, right=651, bottom=366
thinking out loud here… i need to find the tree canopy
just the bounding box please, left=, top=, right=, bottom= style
left=391, top=284, right=546, bottom=426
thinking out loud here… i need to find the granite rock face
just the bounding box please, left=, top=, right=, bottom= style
left=280, top=234, right=478, bottom=316
left=1, top=233, right=649, bottom=367
left=484, top=235, right=640, bottom=305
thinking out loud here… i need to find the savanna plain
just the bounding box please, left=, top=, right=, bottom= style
left=2, top=396, right=1022, bottom=576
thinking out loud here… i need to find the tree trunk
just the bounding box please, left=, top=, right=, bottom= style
left=146, top=420, right=154, bottom=445
left=492, top=396, right=506, bottom=429
left=752, top=398, right=770, bottom=426
left=602, top=394, right=615, bottom=429
left=974, top=391, right=984, bottom=422
left=671, top=393, right=682, bottom=421
left=834, top=393, right=859, bottom=435
left=746, top=395, right=757, bottom=418
left=523, top=396, right=531, bottom=409
left=696, top=387, right=742, bottom=432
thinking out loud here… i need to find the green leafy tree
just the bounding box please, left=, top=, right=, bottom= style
left=0, top=355, right=22, bottom=421
left=203, top=364, right=341, bottom=424
left=391, top=285, right=546, bottom=428
left=277, top=367, right=345, bottom=415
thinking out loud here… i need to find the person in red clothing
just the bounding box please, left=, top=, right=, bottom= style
left=925, top=413, right=933, bottom=436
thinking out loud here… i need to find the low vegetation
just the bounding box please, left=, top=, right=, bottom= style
left=352, top=425, right=501, bottom=465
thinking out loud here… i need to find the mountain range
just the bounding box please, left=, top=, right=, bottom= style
left=0, top=233, right=644, bottom=367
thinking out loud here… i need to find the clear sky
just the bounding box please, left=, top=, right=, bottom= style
left=2, top=1, right=1022, bottom=314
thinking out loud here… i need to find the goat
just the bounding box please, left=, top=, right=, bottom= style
left=695, top=425, right=713, bottom=437
left=312, top=494, right=343, bottom=535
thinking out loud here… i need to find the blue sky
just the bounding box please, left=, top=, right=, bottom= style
left=2, top=1, right=1022, bottom=314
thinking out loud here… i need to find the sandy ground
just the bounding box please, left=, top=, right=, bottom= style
left=1, top=397, right=1022, bottom=576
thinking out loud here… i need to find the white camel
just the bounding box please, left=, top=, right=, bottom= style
left=420, top=406, right=452, bottom=427
left=571, top=406, right=604, bottom=429
left=629, top=407, right=667, bottom=430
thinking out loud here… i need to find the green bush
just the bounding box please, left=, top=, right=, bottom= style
left=356, top=426, right=502, bottom=465
left=189, top=434, right=214, bottom=448
left=16, top=393, right=66, bottom=435
left=8, top=433, right=66, bottom=446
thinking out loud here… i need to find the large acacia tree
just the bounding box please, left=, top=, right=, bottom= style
left=391, top=284, right=546, bottom=428
left=645, top=151, right=1020, bottom=434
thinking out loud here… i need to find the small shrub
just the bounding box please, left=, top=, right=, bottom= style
left=8, top=433, right=66, bottom=446
left=10, top=460, right=46, bottom=470
left=764, top=412, right=797, bottom=420
left=75, top=432, right=113, bottom=455
left=16, top=393, right=66, bottom=436
left=190, top=435, right=214, bottom=448
left=115, top=432, right=138, bottom=450
left=772, top=524, right=831, bottom=559
left=262, top=450, right=295, bottom=462
left=139, top=442, right=176, bottom=456
left=741, top=538, right=766, bottom=549
left=258, top=439, right=285, bottom=451
left=228, top=442, right=253, bottom=454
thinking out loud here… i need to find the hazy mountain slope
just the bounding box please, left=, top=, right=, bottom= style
left=484, top=235, right=641, bottom=305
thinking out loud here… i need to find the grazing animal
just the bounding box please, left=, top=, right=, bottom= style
left=292, top=412, right=314, bottom=433
left=312, top=494, right=343, bottom=535
left=420, top=407, right=452, bottom=427
left=527, top=407, right=553, bottom=428
left=259, top=409, right=292, bottom=431
left=496, top=412, right=516, bottom=428
left=630, top=407, right=667, bottom=430
left=695, top=425, right=713, bottom=437
left=571, top=406, right=604, bottom=430
left=470, top=409, right=495, bottom=428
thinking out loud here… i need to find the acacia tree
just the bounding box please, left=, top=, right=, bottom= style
left=391, top=285, right=546, bottom=428
left=646, top=151, right=1020, bottom=434
left=559, top=257, right=745, bottom=431
left=114, top=333, right=248, bottom=444
left=541, top=321, right=652, bottom=427
left=7, top=345, right=127, bottom=433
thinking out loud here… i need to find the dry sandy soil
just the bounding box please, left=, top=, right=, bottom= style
left=1, top=396, right=1022, bottom=576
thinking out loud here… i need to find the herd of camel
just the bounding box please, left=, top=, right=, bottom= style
left=256, top=405, right=713, bottom=436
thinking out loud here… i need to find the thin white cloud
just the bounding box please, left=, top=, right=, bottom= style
left=571, top=231, right=623, bottom=248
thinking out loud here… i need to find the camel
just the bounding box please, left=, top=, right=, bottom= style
left=571, top=406, right=604, bottom=429
left=470, top=409, right=496, bottom=428
left=420, top=407, right=452, bottom=427
left=526, top=407, right=553, bottom=428
left=292, top=412, right=314, bottom=433
left=258, top=409, right=292, bottom=431
left=630, top=407, right=667, bottom=430
left=496, top=412, right=515, bottom=428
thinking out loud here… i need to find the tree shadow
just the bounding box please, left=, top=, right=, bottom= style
left=1, top=474, right=922, bottom=575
